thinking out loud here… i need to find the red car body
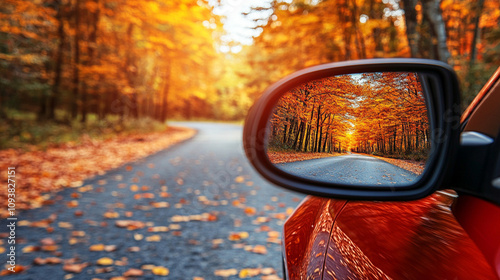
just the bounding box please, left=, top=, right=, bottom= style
left=282, top=69, right=500, bottom=279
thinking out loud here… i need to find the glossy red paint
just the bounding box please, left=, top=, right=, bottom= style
left=283, top=196, right=346, bottom=279
left=453, top=195, right=500, bottom=277
left=284, top=191, right=497, bottom=279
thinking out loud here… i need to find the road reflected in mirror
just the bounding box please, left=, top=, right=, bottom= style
left=266, top=72, right=430, bottom=186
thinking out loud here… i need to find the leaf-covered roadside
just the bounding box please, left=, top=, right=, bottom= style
left=267, top=151, right=344, bottom=164
left=0, top=126, right=195, bottom=216
left=359, top=153, right=425, bottom=175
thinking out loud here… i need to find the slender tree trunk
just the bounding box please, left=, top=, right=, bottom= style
left=38, top=91, right=47, bottom=120
left=293, top=121, right=304, bottom=150
left=469, top=0, right=485, bottom=68
left=421, top=0, right=451, bottom=63
left=48, top=0, right=65, bottom=120
left=72, top=0, right=81, bottom=120
left=81, top=0, right=100, bottom=123
left=402, top=0, right=419, bottom=58
left=283, top=117, right=288, bottom=144
left=303, top=105, right=315, bottom=152
left=314, top=106, right=322, bottom=152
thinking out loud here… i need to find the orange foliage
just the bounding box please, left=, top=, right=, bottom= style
left=0, top=127, right=195, bottom=217
left=268, top=72, right=429, bottom=160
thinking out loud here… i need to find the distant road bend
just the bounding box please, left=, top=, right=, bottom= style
left=276, top=153, right=419, bottom=185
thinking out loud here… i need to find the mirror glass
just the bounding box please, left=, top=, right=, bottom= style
left=266, top=72, right=431, bottom=186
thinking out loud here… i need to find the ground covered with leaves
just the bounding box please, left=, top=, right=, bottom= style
left=1, top=123, right=304, bottom=279
left=0, top=126, right=196, bottom=216
left=359, top=154, right=425, bottom=175
left=267, top=151, right=343, bottom=164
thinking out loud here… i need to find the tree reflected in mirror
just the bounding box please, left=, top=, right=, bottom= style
left=266, top=72, right=430, bottom=186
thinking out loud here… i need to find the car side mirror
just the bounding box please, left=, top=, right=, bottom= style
left=243, top=59, right=461, bottom=200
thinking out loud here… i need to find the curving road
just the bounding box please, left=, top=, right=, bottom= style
left=2, top=123, right=304, bottom=279
left=276, top=154, right=419, bottom=185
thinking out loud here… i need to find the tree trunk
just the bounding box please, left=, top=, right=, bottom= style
left=48, top=0, right=65, bottom=120
left=401, top=0, right=419, bottom=58
left=469, top=0, right=485, bottom=68
left=71, top=0, right=81, bottom=120
left=421, top=0, right=451, bottom=63
left=314, top=106, right=322, bottom=152
left=293, top=121, right=304, bottom=151
left=283, top=117, right=288, bottom=144
left=81, top=0, right=100, bottom=123
left=38, top=91, right=48, bottom=120
left=303, top=105, right=315, bottom=152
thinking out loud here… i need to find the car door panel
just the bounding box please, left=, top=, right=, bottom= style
left=330, top=191, right=497, bottom=279
left=283, top=196, right=347, bottom=279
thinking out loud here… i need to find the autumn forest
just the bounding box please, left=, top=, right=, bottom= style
left=268, top=72, right=429, bottom=161
left=0, top=0, right=499, bottom=149
left=0, top=0, right=499, bottom=276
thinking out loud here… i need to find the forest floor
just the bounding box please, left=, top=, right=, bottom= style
left=0, top=126, right=196, bottom=217
left=267, top=151, right=345, bottom=164
left=357, top=153, right=425, bottom=175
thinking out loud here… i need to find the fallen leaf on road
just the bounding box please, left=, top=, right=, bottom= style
left=228, top=232, right=249, bottom=241
left=239, top=268, right=261, bottom=278
left=151, top=201, right=169, bottom=208
left=95, top=267, right=114, bottom=274
left=96, top=257, right=114, bottom=266
left=63, top=263, right=88, bottom=273
left=67, top=200, right=79, bottom=208
left=40, top=237, right=56, bottom=246
left=152, top=266, right=169, bottom=276
left=145, top=235, right=161, bottom=242
left=0, top=265, right=29, bottom=275
left=261, top=268, right=276, bottom=275
left=214, top=269, right=238, bottom=277
left=235, top=176, right=245, bottom=183
left=41, top=245, right=59, bottom=252
left=148, top=226, right=169, bottom=232
left=169, top=224, right=181, bottom=230
left=58, top=222, right=73, bottom=228
left=250, top=245, right=268, bottom=255
left=253, top=217, right=270, bottom=224
left=128, top=246, right=140, bottom=252
left=115, top=220, right=145, bottom=230
left=22, top=245, right=40, bottom=253
left=103, top=212, right=120, bottom=219
left=244, top=207, right=257, bottom=216
left=33, top=257, right=62, bottom=265
left=104, top=245, right=117, bottom=252
left=134, top=233, right=143, bottom=241
left=89, top=244, right=105, bottom=251
left=123, top=268, right=144, bottom=277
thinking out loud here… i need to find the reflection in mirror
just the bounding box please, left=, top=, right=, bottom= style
left=266, top=72, right=430, bottom=186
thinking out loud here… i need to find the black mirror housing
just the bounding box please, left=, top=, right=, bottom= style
left=243, top=59, right=461, bottom=201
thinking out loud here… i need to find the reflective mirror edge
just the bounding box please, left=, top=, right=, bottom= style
left=243, top=58, right=461, bottom=201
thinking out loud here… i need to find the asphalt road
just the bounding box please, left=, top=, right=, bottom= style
left=1, top=122, right=305, bottom=279
left=276, top=154, right=418, bottom=185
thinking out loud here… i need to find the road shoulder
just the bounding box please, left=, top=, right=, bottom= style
left=0, top=126, right=196, bottom=215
